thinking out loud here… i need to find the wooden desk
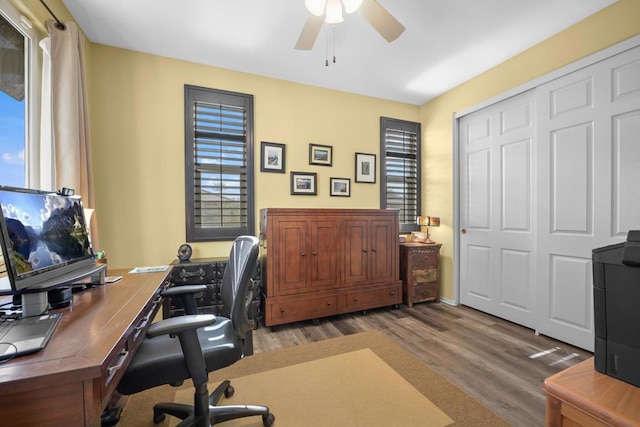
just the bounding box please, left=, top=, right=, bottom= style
left=544, top=357, right=640, bottom=426
left=0, top=269, right=170, bottom=427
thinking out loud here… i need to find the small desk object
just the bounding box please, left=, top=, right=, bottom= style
left=544, top=357, right=640, bottom=426
left=400, top=243, right=442, bottom=307
left=0, top=269, right=170, bottom=427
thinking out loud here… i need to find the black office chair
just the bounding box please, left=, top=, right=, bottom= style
left=117, top=236, right=275, bottom=427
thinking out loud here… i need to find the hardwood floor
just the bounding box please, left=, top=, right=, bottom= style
left=252, top=302, right=592, bottom=427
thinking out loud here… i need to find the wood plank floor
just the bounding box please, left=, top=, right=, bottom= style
left=252, top=303, right=592, bottom=427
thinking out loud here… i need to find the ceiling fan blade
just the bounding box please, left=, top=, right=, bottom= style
left=295, top=14, right=325, bottom=50
left=358, top=0, right=405, bottom=43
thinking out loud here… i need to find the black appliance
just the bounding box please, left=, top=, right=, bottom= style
left=592, top=230, right=640, bottom=388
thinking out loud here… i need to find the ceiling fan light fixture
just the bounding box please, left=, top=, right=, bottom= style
left=305, top=0, right=327, bottom=16
left=325, top=0, right=344, bottom=24
left=342, top=0, right=362, bottom=14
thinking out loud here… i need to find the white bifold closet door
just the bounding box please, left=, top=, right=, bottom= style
left=459, top=44, right=640, bottom=351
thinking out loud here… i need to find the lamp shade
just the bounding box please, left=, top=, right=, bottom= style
left=342, top=0, right=363, bottom=13
left=417, top=216, right=440, bottom=227
left=305, top=0, right=327, bottom=16
left=325, top=0, right=344, bottom=23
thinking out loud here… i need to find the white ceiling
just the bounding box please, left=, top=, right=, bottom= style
left=60, top=0, right=617, bottom=105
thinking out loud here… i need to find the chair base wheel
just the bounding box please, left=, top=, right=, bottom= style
left=262, top=412, right=276, bottom=426
left=224, top=385, right=234, bottom=398
left=153, top=411, right=166, bottom=424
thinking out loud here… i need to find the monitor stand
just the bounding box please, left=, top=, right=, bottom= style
left=21, top=292, right=50, bottom=317
left=20, top=264, right=107, bottom=317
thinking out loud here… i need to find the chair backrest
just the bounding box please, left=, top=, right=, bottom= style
left=220, top=235, right=260, bottom=340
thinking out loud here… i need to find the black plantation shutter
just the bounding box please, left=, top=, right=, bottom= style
left=185, top=85, right=254, bottom=241
left=380, top=117, right=421, bottom=233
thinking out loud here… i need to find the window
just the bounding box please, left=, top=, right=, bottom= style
left=0, top=0, right=40, bottom=189
left=0, top=4, right=30, bottom=188
left=380, top=117, right=421, bottom=233
left=184, top=85, right=254, bottom=242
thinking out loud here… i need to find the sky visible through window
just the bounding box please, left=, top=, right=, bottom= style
left=0, top=90, right=25, bottom=187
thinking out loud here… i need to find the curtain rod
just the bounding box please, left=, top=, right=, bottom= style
left=39, top=0, right=66, bottom=30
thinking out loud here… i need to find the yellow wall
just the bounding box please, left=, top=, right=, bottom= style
left=420, top=0, right=640, bottom=300
left=88, top=46, right=419, bottom=268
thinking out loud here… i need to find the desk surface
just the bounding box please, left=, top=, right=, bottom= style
left=0, top=268, right=169, bottom=427
left=544, top=357, right=640, bottom=426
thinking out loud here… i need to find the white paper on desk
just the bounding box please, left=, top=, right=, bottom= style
left=129, top=265, right=170, bottom=274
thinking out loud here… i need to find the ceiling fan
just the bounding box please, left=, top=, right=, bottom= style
left=295, top=0, right=405, bottom=50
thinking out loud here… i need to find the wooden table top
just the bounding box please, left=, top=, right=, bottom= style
left=0, top=268, right=168, bottom=392
left=544, top=357, right=640, bottom=426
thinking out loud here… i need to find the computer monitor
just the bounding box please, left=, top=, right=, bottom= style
left=0, top=185, right=104, bottom=315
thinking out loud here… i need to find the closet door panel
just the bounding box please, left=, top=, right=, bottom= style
left=548, top=255, right=592, bottom=329
left=536, top=45, right=640, bottom=350
left=550, top=122, right=593, bottom=234
left=459, top=90, right=536, bottom=327
left=612, top=110, right=640, bottom=236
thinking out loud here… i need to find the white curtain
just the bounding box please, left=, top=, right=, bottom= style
left=41, top=21, right=100, bottom=250
left=38, top=37, right=53, bottom=191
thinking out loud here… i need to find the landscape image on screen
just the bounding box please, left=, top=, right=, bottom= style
left=0, top=191, right=92, bottom=277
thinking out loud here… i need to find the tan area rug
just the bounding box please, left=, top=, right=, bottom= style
left=173, top=348, right=454, bottom=427
left=118, top=330, right=508, bottom=427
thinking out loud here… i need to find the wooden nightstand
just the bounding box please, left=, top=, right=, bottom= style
left=400, top=243, right=442, bottom=307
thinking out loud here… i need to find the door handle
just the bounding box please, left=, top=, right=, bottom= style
left=461, top=229, right=467, bottom=235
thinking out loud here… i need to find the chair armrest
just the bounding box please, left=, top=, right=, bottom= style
left=147, top=314, right=216, bottom=338
left=161, top=284, right=208, bottom=297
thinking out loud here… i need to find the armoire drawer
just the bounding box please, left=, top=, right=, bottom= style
left=345, top=284, right=401, bottom=310
left=269, top=294, right=340, bottom=322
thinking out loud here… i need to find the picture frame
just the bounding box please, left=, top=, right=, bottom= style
left=355, top=152, right=376, bottom=183
left=260, top=141, right=286, bottom=173
left=309, top=143, right=333, bottom=166
left=330, top=178, right=351, bottom=197
left=290, top=171, right=317, bottom=195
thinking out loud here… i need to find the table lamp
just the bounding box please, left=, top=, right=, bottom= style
left=415, top=215, right=440, bottom=244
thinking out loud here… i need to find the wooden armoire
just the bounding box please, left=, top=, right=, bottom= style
left=259, top=208, right=402, bottom=327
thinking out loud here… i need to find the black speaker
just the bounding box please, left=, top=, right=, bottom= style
left=48, top=287, right=73, bottom=309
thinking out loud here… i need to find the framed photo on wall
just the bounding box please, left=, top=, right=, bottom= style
left=290, top=172, right=317, bottom=195
left=330, top=178, right=351, bottom=197
left=260, top=141, right=286, bottom=173
left=355, top=152, right=376, bottom=183
left=309, top=144, right=333, bottom=166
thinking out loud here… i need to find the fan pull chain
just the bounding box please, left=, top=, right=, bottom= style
left=333, top=26, right=337, bottom=64
left=325, top=24, right=329, bottom=66
left=325, top=25, right=337, bottom=67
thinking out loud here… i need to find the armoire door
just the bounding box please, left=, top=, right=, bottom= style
left=273, top=218, right=308, bottom=295
left=459, top=91, right=537, bottom=329
left=368, top=218, right=396, bottom=283
left=308, top=219, right=340, bottom=290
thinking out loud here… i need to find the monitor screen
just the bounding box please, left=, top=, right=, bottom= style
left=0, top=186, right=96, bottom=293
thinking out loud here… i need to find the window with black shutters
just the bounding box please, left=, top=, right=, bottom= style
left=184, top=85, right=254, bottom=242
left=380, top=117, right=421, bottom=233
